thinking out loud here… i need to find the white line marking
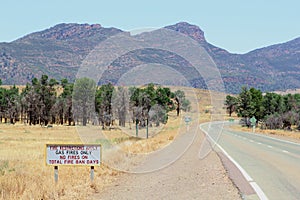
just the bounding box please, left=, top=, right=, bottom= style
left=239, top=128, right=300, bottom=146
left=282, top=150, right=289, bottom=153
left=250, top=140, right=254, bottom=142
left=257, top=142, right=262, bottom=145
left=250, top=182, right=269, bottom=200
left=267, top=145, right=273, bottom=148
left=200, top=123, right=268, bottom=200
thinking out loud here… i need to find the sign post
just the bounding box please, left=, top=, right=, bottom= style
left=54, top=166, right=58, bottom=183
left=90, top=166, right=95, bottom=181
left=250, top=116, right=257, bottom=133
left=45, top=144, right=101, bottom=182
left=184, top=116, right=192, bottom=131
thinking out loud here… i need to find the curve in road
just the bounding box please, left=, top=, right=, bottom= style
left=200, top=121, right=300, bottom=200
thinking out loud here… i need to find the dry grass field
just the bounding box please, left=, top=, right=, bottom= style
left=0, top=87, right=228, bottom=199
left=0, top=125, right=121, bottom=200
left=1, top=84, right=277, bottom=200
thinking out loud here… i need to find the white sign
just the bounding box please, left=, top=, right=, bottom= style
left=46, top=144, right=101, bottom=166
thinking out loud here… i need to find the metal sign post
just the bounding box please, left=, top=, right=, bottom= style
left=185, top=116, right=191, bottom=131
left=250, top=116, right=257, bottom=133
left=90, top=166, right=95, bottom=181
left=54, top=166, right=58, bottom=183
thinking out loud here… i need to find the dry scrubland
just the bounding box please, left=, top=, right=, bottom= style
left=0, top=88, right=227, bottom=200
left=4, top=87, right=299, bottom=199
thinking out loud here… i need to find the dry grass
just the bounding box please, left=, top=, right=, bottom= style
left=0, top=87, right=228, bottom=199
left=116, top=111, right=182, bottom=154
left=230, top=124, right=300, bottom=141
left=0, top=125, right=120, bottom=200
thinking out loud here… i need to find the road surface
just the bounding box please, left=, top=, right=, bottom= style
left=92, top=122, right=241, bottom=200
left=201, top=121, right=300, bottom=200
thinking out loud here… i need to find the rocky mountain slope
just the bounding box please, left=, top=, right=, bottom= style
left=0, top=22, right=299, bottom=93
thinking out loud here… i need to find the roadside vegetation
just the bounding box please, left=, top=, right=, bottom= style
left=0, top=75, right=196, bottom=199
left=0, top=75, right=190, bottom=132
left=225, top=86, right=300, bottom=131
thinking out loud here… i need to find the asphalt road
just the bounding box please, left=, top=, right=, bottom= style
left=201, top=122, right=300, bottom=200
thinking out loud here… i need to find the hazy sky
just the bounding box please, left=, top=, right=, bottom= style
left=0, top=0, right=299, bottom=53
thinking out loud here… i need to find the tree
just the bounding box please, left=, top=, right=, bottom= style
left=224, top=95, right=237, bottom=117
left=149, top=104, right=168, bottom=126
left=174, top=90, right=190, bottom=116
left=112, top=87, right=129, bottom=127
left=262, top=92, right=285, bottom=116
left=22, top=85, right=42, bottom=125
left=72, top=77, right=96, bottom=126
left=60, top=79, right=74, bottom=125
left=129, top=85, right=156, bottom=136
left=236, top=87, right=255, bottom=125
left=95, top=83, right=114, bottom=129
left=5, top=85, right=20, bottom=124
left=39, top=75, right=58, bottom=125
left=282, top=111, right=299, bottom=129
left=249, top=88, right=264, bottom=120
left=128, top=84, right=181, bottom=137
left=0, top=87, right=7, bottom=122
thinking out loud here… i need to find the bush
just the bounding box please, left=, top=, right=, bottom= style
left=264, top=113, right=283, bottom=129
left=239, top=118, right=250, bottom=127
left=282, top=111, right=299, bottom=129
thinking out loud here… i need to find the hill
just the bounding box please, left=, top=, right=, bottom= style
left=0, top=22, right=299, bottom=93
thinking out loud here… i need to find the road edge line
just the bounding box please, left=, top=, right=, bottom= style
left=199, top=122, right=269, bottom=200
left=243, top=131, right=300, bottom=146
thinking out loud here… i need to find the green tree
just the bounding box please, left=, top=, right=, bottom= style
left=0, top=87, right=7, bottom=122
left=262, top=92, right=285, bottom=116
left=22, top=84, right=40, bottom=125
left=129, top=85, right=155, bottom=136
left=72, top=77, right=96, bottom=126
left=224, top=95, right=237, bottom=117
left=129, top=84, right=181, bottom=137
left=50, top=79, right=74, bottom=125
left=6, top=85, right=20, bottom=124
left=95, top=83, right=114, bottom=129
left=20, top=75, right=58, bottom=126
left=39, top=75, right=58, bottom=125
left=249, top=88, right=264, bottom=120
left=60, top=79, right=74, bottom=125
left=236, top=87, right=255, bottom=125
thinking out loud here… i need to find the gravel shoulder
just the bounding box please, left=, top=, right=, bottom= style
left=91, top=127, right=241, bottom=200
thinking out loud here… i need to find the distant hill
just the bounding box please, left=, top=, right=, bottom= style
left=0, top=22, right=299, bottom=93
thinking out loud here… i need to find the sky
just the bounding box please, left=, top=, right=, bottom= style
left=0, top=0, right=299, bottom=53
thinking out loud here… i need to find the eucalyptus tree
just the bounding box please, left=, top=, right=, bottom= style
left=72, top=77, right=97, bottom=126
left=112, top=86, right=129, bottom=127
left=174, top=90, right=191, bottom=116
left=95, top=83, right=114, bottom=129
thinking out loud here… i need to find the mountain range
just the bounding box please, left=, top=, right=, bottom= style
left=0, top=22, right=299, bottom=93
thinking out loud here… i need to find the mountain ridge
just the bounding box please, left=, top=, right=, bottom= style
left=0, top=22, right=299, bottom=93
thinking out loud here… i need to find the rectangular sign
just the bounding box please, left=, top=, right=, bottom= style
left=45, top=144, right=101, bottom=166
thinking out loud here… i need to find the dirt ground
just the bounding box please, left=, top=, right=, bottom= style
left=91, top=124, right=241, bottom=200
